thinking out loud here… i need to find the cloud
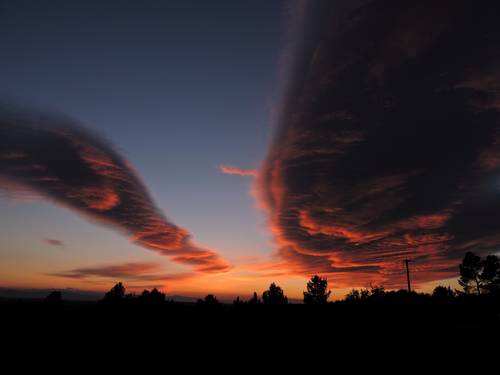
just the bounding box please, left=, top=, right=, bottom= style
left=51, top=262, right=162, bottom=279
left=50, top=262, right=193, bottom=283
left=44, top=239, right=64, bottom=247
left=0, top=106, right=231, bottom=273
left=257, top=0, right=500, bottom=288
left=218, top=164, right=257, bottom=177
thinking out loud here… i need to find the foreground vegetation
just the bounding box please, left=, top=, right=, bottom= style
left=1, top=252, right=499, bottom=335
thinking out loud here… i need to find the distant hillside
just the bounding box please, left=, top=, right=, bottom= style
left=0, top=288, right=102, bottom=301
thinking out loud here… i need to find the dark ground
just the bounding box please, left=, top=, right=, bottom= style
left=2, top=292, right=498, bottom=336
left=1, top=294, right=498, bottom=367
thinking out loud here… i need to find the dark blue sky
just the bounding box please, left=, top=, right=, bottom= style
left=0, top=0, right=288, bottom=292
left=0, top=0, right=284, bottom=164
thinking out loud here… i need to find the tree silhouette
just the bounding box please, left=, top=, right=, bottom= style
left=104, top=282, right=126, bottom=302
left=459, top=252, right=487, bottom=294
left=459, top=252, right=483, bottom=294
left=481, top=255, right=500, bottom=294
left=303, top=275, right=331, bottom=304
left=262, top=283, right=288, bottom=305
left=458, top=252, right=500, bottom=294
left=247, top=292, right=261, bottom=305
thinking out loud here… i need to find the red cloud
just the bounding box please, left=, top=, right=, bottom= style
left=218, top=164, right=257, bottom=177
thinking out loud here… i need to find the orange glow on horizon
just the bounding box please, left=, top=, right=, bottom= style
left=0, top=264, right=460, bottom=301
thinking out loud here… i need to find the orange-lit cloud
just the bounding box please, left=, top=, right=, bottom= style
left=0, top=107, right=231, bottom=274
left=218, top=164, right=258, bottom=177
left=256, top=0, right=500, bottom=289
left=51, top=262, right=193, bottom=284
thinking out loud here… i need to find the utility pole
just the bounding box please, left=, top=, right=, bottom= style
left=404, top=259, right=412, bottom=292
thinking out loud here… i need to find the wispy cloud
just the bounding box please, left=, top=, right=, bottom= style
left=218, top=164, right=257, bottom=177
left=51, top=262, right=193, bottom=283
left=44, top=239, right=64, bottom=247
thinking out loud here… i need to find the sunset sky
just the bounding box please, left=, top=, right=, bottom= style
left=2, top=0, right=499, bottom=301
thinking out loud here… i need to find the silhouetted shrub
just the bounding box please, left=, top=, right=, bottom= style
left=139, top=288, right=166, bottom=304
left=345, top=287, right=383, bottom=301
left=233, top=296, right=244, bottom=306
left=369, top=285, right=385, bottom=299
left=345, top=289, right=362, bottom=300
left=432, top=286, right=456, bottom=300
left=197, top=294, right=221, bottom=309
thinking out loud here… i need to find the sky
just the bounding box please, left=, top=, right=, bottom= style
left=2, top=0, right=499, bottom=300
left=0, top=0, right=291, bottom=298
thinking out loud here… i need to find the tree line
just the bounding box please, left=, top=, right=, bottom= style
left=43, top=251, right=500, bottom=306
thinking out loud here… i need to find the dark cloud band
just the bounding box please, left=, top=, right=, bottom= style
left=258, top=0, right=500, bottom=288
left=0, top=106, right=231, bottom=273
